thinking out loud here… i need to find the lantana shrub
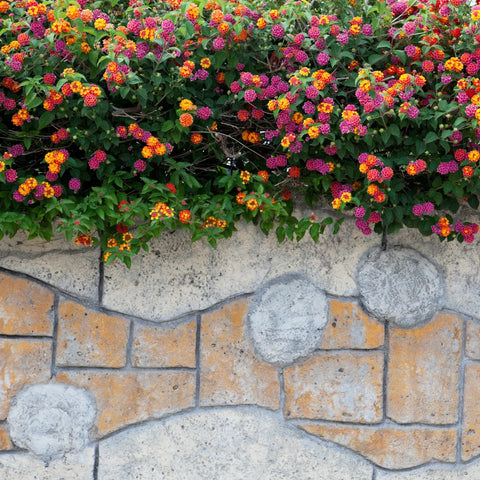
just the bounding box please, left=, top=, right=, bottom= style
left=1, top=0, right=480, bottom=266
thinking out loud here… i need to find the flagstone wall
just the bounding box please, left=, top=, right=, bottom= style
left=1, top=214, right=480, bottom=479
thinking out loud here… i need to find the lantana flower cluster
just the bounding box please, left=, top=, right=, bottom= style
left=2, top=0, right=480, bottom=265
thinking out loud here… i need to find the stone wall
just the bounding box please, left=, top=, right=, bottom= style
left=1, top=215, right=480, bottom=479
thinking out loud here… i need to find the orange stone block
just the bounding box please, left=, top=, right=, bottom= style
left=387, top=313, right=462, bottom=424
left=300, top=424, right=457, bottom=469
left=321, top=300, right=384, bottom=349
left=55, top=370, right=195, bottom=436
left=199, top=299, right=280, bottom=409
left=462, top=364, right=480, bottom=460
left=56, top=300, right=129, bottom=368
left=284, top=352, right=383, bottom=423
left=466, top=321, right=480, bottom=360
left=132, top=319, right=196, bottom=368
left=0, top=339, right=51, bottom=419
left=0, top=426, right=12, bottom=450
left=0, top=273, right=54, bottom=336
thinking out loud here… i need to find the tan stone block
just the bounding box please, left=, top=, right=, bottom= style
left=0, top=426, right=12, bottom=450
left=321, top=300, right=384, bottom=349
left=301, top=424, right=456, bottom=469
left=0, top=273, right=54, bottom=336
left=55, top=370, right=195, bottom=436
left=284, top=352, right=383, bottom=423
left=466, top=321, right=480, bottom=360
left=199, top=299, right=280, bottom=409
left=132, top=319, right=196, bottom=368
left=462, top=364, right=480, bottom=460
left=0, top=339, right=51, bottom=419
left=387, top=313, right=462, bottom=424
left=56, top=300, right=129, bottom=368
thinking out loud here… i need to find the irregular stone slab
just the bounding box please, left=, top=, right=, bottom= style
left=387, top=313, right=462, bottom=425
left=0, top=338, right=51, bottom=419
left=0, top=232, right=99, bottom=301
left=7, top=383, right=95, bottom=460
left=132, top=318, right=197, bottom=368
left=200, top=299, right=280, bottom=409
left=55, top=370, right=195, bottom=436
left=284, top=352, right=383, bottom=423
left=247, top=275, right=328, bottom=366
left=56, top=299, right=129, bottom=368
left=0, top=426, right=12, bottom=450
left=300, top=424, right=456, bottom=469
left=462, top=364, right=480, bottom=460
left=376, top=458, right=480, bottom=479
left=0, top=445, right=95, bottom=480
left=466, top=320, right=480, bottom=360
left=102, top=218, right=378, bottom=322
left=98, top=408, right=373, bottom=479
left=356, top=246, right=444, bottom=327
left=321, top=299, right=384, bottom=349
left=0, top=273, right=54, bottom=336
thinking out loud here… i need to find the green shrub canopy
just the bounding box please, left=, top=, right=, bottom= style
left=1, top=0, right=479, bottom=265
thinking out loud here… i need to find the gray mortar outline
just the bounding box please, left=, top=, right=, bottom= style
left=1, top=264, right=480, bottom=476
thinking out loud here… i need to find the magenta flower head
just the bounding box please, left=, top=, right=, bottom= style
left=272, top=24, right=284, bottom=39
left=69, top=178, right=81, bottom=191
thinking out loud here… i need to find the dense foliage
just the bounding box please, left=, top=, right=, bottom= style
left=1, top=0, right=480, bottom=265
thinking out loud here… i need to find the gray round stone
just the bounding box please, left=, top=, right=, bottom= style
left=247, top=275, right=328, bottom=366
left=356, top=247, right=445, bottom=327
left=7, top=383, right=96, bottom=460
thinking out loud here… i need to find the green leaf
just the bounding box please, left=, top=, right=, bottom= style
left=309, top=222, right=320, bottom=242
left=38, top=112, right=55, bottom=130
left=424, top=132, right=438, bottom=144
left=468, top=195, right=480, bottom=209
left=376, top=40, right=392, bottom=49
left=161, top=120, right=174, bottom=132
left=276, top=226, right=285, bottom=243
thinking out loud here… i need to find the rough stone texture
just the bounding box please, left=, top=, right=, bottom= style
left=462, top=364, right=480, bottom=460
left=376, top=459, right=480, bottom=479
left=284, top=352, right=383, bottom=423
left=300, top=424, right=457, bottom=469
left=356, top=246, right=444, bottom=327
left=132, top=319, right=196, bottom=368
left=0, top=273, right=54, bottom=336
left=7, top=383, right=95, bottom=460
left=387, top=313, right=462, bottom=425
left=0, top=445, right=95, bottom=479
left=200, top=299, right=280, bottom=409
left=102, top=218, right=379, bottom=322
left=56, top=299, right=129, bottom=368
left=6, top=212, right=480, bottom=322
left=0, top=232, right=99, bottom=300
left=466, top=320, right=480, bottom=360
left=321, top=299, right=384, bottom=349
left=0, top=339, right=51, bottom=419
left=0, top=426, right=12, bottom=450
left=98, top=408, right=374, bottom=479
left=393, top=211, right=480, bottom=321
left=247, top=275, right=328, bottom=366
left=55, top=370, right=195, bottom=436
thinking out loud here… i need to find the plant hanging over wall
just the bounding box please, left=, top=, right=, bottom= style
left=1, top=0, right=480, bottom=265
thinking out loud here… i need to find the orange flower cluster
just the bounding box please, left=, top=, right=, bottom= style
left=150, top=202, right=174, bottom=220
left=205, top=216, right=226, bottom=228
left=44, top=149, right=68, bottom=174
left=11, top=108, right=29, bottom=126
